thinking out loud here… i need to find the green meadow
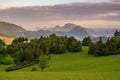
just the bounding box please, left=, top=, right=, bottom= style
left=0, top=47, right=120, bottom=80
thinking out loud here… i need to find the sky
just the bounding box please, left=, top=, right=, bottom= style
left=0, top=0, right=120, bottom=30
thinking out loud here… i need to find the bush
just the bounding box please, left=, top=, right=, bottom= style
left=31, top=67, right=37, bottom=71
left=5, top=62, right=37, bottom=72
left=0, top=55, right=13, bottom=65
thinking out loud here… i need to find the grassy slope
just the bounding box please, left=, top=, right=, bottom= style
left=0, top=47, right=120, bottom=80
left=0, top=36, right=14, bottom=44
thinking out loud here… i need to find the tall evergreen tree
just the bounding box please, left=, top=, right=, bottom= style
left=82, top=36, right=91, bottom=46
left=114, top=30, right=120, bottom=37
left=94, top=38, right=106, bottom=56
left=88, top=42, right=95, bottom=54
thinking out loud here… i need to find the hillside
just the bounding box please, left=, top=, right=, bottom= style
left=0, top=47, right=120, bottom=80
left=13, top=47, right=120, bottom=72
left=0, top=21, right=26, bottom=37
left=0, top=36, right=14, bottom=44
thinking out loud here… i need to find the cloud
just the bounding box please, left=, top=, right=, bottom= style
left=0, top=2, right=120, bottom=20
left=0, top=5, right=5, bottom=9
left=111, top=0, right=120, bottom=2
left=0, top=2, right=120, bottom=29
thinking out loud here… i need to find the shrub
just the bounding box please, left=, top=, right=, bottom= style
left=31, top=67, right=37, bottom=71
left=0, top=55, right=13, bottom=65
left=5, top=62, right=37, bottom=72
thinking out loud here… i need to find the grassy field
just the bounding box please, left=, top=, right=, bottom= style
left=0, top=72, right=120, bottom=80
left=0, top=47, right=120, bottom=80
left=0, top=36, right=14, bottom=44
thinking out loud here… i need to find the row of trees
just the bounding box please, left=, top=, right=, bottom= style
left=82, top=36, right=91, bottom=46
left=4, top=34, right=82, bottom=71
left=88, top=30, right=120, bottom=56
left=7, top=34, right=82, bottom=65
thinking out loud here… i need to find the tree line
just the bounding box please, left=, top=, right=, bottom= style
left=0, top=34, right=82, bottom=71
left=7, top=34, right=82, bottom=65
left=88, top=30, right=120, bottom=56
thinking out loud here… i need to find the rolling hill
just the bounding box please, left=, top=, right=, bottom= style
left=0, top=21, right=26, bottom=37
left=0, top=47, right=120, bottom=80
left=0, top=36, right=14, bottom=44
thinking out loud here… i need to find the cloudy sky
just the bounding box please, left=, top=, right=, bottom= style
left=0, top=0, right=120, bottom=30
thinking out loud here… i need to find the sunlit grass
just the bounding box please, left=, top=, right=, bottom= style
left=0, top=36, right=14, bottom=44
left=0, top=72, right=120, bottom=80
left=0, top=47, right=120, bottom=80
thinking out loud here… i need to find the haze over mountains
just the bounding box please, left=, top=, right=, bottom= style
left=0, top=21, right=26, bottom=37
left=0, top=21, right=119, bottom=40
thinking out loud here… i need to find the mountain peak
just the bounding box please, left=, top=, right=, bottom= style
left=64, top=23, right=81, bottom=29
left=54, top=25, right=61, bottom=28
left=64, top=23, right=77, bottom=27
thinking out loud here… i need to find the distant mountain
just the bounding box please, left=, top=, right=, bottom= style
left=49, top=23, right=78, bottom=32
left=87, top=28, right=120, bottom=37
left=92, top=36, right=108, bottom=43
left=35, top=23, right=80, bottom=32
left=24, top=30, right=53, bottom=39
left=34, top=27, right=48, bottom=31
left=53, top=23, right=92, bottom=40
left=66, top=26, right=92, bottom=39
left=28, top=23, right=92, bottom=40
left=0, top=21, right=26, bottom=37
left=1, top=21, right=119, bottom=40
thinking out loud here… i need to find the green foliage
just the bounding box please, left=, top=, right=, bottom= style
left=0, top=39, right=13, bottom=65
left=67, top=36, right=82, bottom=52
left=0, top=39, right=5, bottom=46
left=106, top=37, right=120, bottom=55
left=31, top=67, right=37, bottom=71
left=88, top=42, right=95, bottom=54
left=82, top=36, right=91, bottom=46
left=39, top=55, right=48, bottom=72
left=3, top=47, right=120, bottom=73
left=49, top=34, right=67, bottom=54
left=6, top=34, right=82, bottom=68
left=94, top=38, right=107, bottom=56
left=0, top=47, right=120, bottom=80
left=5, top=62, right=36, bottom=72
left=0, top=39, right=6, bottom=55
left=89, top=37, right=120, bottom=56
left=12, top=37, right=28, bottom=44
left=0, top=55, right=13, bottom=65
left=114, top=30, right=120, bottom=37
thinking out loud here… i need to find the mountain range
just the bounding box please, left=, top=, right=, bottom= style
left=0, top=21, right=119, bottom=40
